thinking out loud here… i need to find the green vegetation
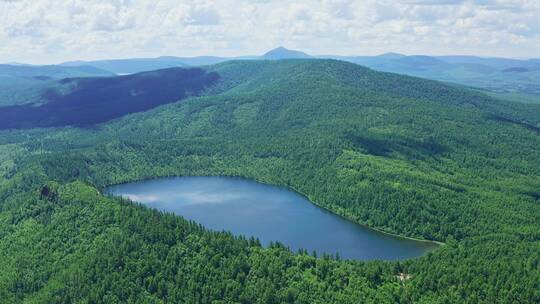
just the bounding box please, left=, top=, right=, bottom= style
left=484, top=91, right=540, bottom=104
left=343, top=55, right=540, bottom=97
left=0, top=64, right=114, bottom=106
left=1, top=59, right=539, bottom=303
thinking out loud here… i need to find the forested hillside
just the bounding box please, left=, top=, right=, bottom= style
left=0, top=59, right=539, bottom=303
left=0, top=68, right=219, bottom=129
left=326, top=53, right=540, bottom=97
left=0, top=64, right=114, bottom=107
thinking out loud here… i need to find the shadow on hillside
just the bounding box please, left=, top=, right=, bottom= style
left=0, top=68, right=219, bottom=129
left=346, top=133, right=448, bottom=159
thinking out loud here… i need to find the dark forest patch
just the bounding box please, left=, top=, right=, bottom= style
left=347, top=134, right=392, bottom=156
left=346, top=133, right=447, bottom=159
left=488, top=114, right=540, bottom=134
left=0, top=67, right=219, bottom=129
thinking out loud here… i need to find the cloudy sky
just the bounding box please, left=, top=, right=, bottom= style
left=1, top=0, right=539, bottom=64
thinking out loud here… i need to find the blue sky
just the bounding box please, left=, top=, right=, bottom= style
left=1, top=0, right=539, bottom=64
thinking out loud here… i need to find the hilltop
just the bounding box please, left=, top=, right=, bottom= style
left=262, top=46, right=312, bottom=60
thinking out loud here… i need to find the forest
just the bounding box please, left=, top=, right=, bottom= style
left=0, top=59, right=539, bottom=303
left=0, top=68, right=219, bottom=129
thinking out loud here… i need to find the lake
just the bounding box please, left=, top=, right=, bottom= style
left=106, top=176, right=439, bottom=260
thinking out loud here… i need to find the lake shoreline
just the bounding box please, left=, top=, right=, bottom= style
left=103, top=174, right=443, bottom=255
left=267, top=180, right=445, bottom=247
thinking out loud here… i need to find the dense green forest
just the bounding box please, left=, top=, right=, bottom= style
left=339, top=54, right=540, bottom=97
left=0, top=59, right=539, bottom=303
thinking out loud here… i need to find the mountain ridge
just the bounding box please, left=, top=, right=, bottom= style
left=262, top=46, right=312, bottom=60
left=51, top=47, right=540, bottom=96
left=1, top=59, right=538, bottom=129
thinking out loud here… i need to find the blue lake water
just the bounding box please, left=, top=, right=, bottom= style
left=106, top=176, right=439, bottom=260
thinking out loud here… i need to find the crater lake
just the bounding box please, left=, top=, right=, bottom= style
left=106, top=176, right=439, bottom=260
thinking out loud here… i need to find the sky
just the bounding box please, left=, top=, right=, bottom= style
left=1, top=0, right=539, bottom=64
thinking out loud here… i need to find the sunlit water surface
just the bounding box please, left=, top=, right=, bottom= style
left=106, top=176, right=439, bottom=260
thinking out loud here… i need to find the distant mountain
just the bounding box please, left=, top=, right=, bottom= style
left=57, top=47, right=313, bottom=74
left=0, top=64, right=113, bottom=78
left=377, top=52, right=406, bottom=59
left=166, top=55, right=259, bottom=66
left=60, top=56, right=260, bottom=74
left=5, top=62, right=32, bottom=66
left=324, top=54, right=540, bottom=96
left=158, top=56, right=229, bottom=67
left=61, top=58, right=188, bottom=75
left=19, top=47, right=540, bottom=98
left=0, top=64, right=115, bottom=106
left=262, top=47, right=311, bottom=60
left=396, top=55, right=448, bottom=66
left=502, top=67, right=529, bottom=73
left=436, top=55, right=528, bottom=69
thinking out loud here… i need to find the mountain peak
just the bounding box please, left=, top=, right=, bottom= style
left=377, top=52, right=406, bottom=59
left=262, top=47, right=311, bottom=60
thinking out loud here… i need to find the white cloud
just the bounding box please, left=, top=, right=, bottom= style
left=0, top=0, right=538, bottom=64
left=400, top=0, right=465, bottom=5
